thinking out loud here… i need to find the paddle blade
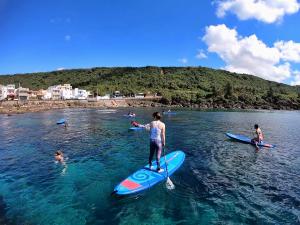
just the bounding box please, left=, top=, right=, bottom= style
left=166, top=177, right=175, bottom=190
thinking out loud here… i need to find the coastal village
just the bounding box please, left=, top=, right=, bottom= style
left=0, top=83, right=146, bottom=101
left=0, top=83, right=158, bottom=114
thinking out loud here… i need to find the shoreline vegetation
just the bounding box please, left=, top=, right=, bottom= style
left=1, top=66, right=300, bottom=114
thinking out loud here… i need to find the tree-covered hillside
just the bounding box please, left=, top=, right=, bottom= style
left=1, top=66, right=300, bottom=109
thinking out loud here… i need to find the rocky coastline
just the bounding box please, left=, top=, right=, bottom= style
left=0, top=97, right=299, bottom=115
left=0, top=98, right=163, bottom=114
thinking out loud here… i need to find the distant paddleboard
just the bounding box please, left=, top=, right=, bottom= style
left=226, top=132, right=275, bottom=148
left=123, top=114, right=136, bottom=118
left=163, top=112, right=177, bottom=115
left=98, top=109, right=117, bottom=113
left=114, top=150, right=185, bottom=195
left=56, top=119, right=66, bottom=125
left=129, top=127, right=145, bottom=131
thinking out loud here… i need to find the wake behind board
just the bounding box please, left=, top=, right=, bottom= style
left=114, top=150, right=185, bottom=195
left=226, top=132, right=275, bottom=148
left=56, top=119, right=65, bottom=125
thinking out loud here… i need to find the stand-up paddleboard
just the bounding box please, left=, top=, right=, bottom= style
left=226, top=133, right=275, bottom=148
left=114, top=150, right=185, bottom=195
left=163, top=112, right=177, bottom=115
left=123, top=114, right=136, bottom=118
left=129, top=127, right=145, bottom=131
left=56, top=119, right=65, bottom=125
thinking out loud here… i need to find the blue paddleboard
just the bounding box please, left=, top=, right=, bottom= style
left=114, top=150, right=185, bottom=195
left=56, top=119, right=65, bottom=125
left=123, top=114, right=136, bottom=118
left=129, top=127, right=145, bottom=131
left=226, top=132, right=275, bottom=148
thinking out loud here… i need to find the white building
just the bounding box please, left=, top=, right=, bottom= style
left=42, top=89, right=52, bottom=100
left=73, top=88, right=88, bottom=99
left=0, top=85, right=8, bottom=100
left=60, top=84, right=73, bottom=100
left=134, top=93, right=145, bottom=98
left=96, top=94, right=110, bottom=100
left=7, top=84, right=16, bottom=100
left=16, top=87, right=29, bottom=101
left=45, top=84, right=73, bottom=100
left=46, top=85, right=61, bottom=100
left=42, top=84, right=90, bottom=100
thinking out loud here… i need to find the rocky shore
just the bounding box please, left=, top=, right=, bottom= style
left=178, top=101, right=300, bottom=110
left=0, top=98, right=163, bottom=114
left=0, top=97, right=299, bottom=115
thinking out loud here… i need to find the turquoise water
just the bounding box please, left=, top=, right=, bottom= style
left=0, top=108, right=299, bottom=225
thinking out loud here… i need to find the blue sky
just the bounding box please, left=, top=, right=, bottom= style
left=1, top=0, right=300, bottom=85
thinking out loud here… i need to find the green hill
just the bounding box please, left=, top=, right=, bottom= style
left=0, top=66, right=299, bottom=109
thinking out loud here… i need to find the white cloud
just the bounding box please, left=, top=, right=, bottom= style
left=274, top=40, right=300, bottom=62
left=196, top=49, right=207, bottom=59
left=56, top=68, right=65, bottom=71
left=291, top=70, right=300, bottom=85
left=178, top=58, right=188, bottom=64
left=202, top=24, right=299, bottom=83
left=64, top=35, right=71, bottom=41
left=216, top=0, right=300, bottom=23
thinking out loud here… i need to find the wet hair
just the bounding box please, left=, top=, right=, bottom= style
left=254, top=124, right=259, bottom=129
left=55, top=150, right=63, bottom=156
left=153, top=112, right=161, bottom=120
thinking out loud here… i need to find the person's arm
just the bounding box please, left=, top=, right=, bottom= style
left=141, top=123, right=150, bottom=130
left=161, top=124, right=166, bottom=146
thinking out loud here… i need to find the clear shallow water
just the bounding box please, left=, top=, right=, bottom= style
left=0, top=108, right=299, bottom=225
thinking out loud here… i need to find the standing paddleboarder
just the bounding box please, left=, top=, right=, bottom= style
left=251, top=124, right=264, bottom=150
left=145, top=112, right=166, bottom=173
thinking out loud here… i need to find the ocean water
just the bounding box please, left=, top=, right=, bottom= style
left=0, top=108, right=299, bottom=225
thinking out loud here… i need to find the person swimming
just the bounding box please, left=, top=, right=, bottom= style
left=251, top=124, right=264, bottom=150
left=145, top=112, right=166, bottom=173
left=55, top=150, right=64, bottom=163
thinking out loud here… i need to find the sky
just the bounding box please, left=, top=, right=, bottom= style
left=1, top=0, right=300, bottom=85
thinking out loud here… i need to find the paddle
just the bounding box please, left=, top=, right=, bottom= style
left=163, top=147, right=175, bottom=190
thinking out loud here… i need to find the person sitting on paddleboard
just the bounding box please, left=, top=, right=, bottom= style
left=131, top=121, right=140, bottom=127
left=251, top=124, right=264, bottom=149
left=144, top=112, right=166, bottom=173
left=128, top=111, right=135, bottom=116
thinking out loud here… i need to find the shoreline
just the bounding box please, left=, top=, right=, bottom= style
left=0, top=98, right=299, bottom=115
left=0, top=98, right=163, bottom=114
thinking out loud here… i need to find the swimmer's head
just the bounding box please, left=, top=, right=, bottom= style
left=55, top=150, right=63, bottom=156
